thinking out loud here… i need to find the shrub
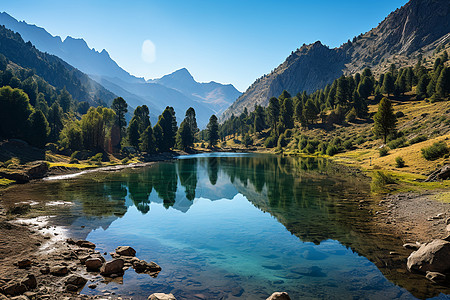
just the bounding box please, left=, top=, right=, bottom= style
left=395, top=111, right=405, bottom=118
left=355, top=137, right=366, bottom=145
left=387, top=137, right=406, bottom=149
left=70, top=151, right=80, bottom=160
left=408, top=135, right=427, bottom=145
left=200, top=142, right=205, bottom=148
left=69, top=158, right=79, bottom=164
left=342, top=140, right=353, bottom=150
left=421, top=141, right=449, bottom=161
left=345, top=108, right=357, bottom=122
left=371, top=170, right=396, bottom=192
left=318, top=142, right=328, bottom=154
left=326, top=144, right=339, bottom=156
left=379, top=147, right=389, bottom=157
left=395, top=156, right=405, bottom=168
left=264, top=135, right=277, bottom=148
left=304, top=142, right=316, bottom=154
left=243, top=133, right=253, bottom=148
left=298, top=136, right=308, bottom=150
left=121, top=157, right=130, bottom=164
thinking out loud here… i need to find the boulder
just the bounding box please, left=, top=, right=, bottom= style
left=50, top=265, right=69, bottom=276
left=407, top=239, right=450, bottom=273
left=85, top=258, right=102, bottom=271
left=3, top=281, right=27, bottom=296
left=425, top=165, right=450, bottom=182
left=75, top=240, right=96, bottom=249
left=17, top=259, right=32, bottom=268
left=403, top=243, right=420, bottom=250
left=147, top=293, right=177, bottom=300
left=115, top=246, right=136, bottom=257
left=65, top=275, right=87, bottom=287
left=20, top=274, right=37, bottom=290
left=132, top=259, right=161, bottom=273
left=426, top=271, right=446, bottom=283
left=266, top=292, right=291, bottom=300
left=100, top=259, right=124, bottom=276
left=26, top=161, right=48, bottom=179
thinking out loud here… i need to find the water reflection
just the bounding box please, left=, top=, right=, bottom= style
left=4, top=154, right=450, bottom=299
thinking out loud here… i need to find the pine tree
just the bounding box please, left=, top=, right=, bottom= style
left=279, top=97, right=294, bottom=129
left=382, top=72, right=395, bottom=96
left=373, top=97, right=397, bottom=144
left=58, top=87, right=72, bottom=113
left=27, top=110, right=49, bottom=148
left=47, top=102, right=63, bottom=142
left=153, top=123, right=164, bottom=153
left=268, top=97, right=280, bottom=131
left=436, top=67, right=450, bottom=98
left=207, top=115, right=219, bottom=147
left=176, top=120, right=193, bottom=151
left=127, top=118, right=140, bottom=149
left=111, top=97, right=128, bottom=146
left=302, top=99, right=318, bottom=125
left=140, top=125, right=155, bottom=153
left=416, top=74, right=430, bottom=99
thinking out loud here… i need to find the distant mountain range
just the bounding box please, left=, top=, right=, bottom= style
left=221, top=0, right=450, bottom=121
left=0, top=12, right=241, bottom=127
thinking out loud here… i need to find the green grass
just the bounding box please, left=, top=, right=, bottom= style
left=0, top=177, right=15, bottom=187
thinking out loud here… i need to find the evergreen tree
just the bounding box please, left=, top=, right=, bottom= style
left=127, top=118, right=140, bottom=149
left=382, top=72, right=395, bottom=96
left=357, top=77, right=373, bottom=99
left=436, top=67, right=450, bottom=98
left=268, top=97, right=280, bottom=131
left=176, top=120, right=193, bottom=150
left=279, top=97, right=294, bottom=129
left=153, top=123, right=164, bottom=153
left=302, top=99, right=318, bottom=125
left=207, top=115, right=219, bottom=147
left=185, top=107, right=198, bottom=138
left=253, top=105, right=265, bottom=133
left=156, top=107, right=177, bottom=152
left=416, top=74, right=430, bottom=99
left=335, top=76, right=350, bottom=106
left=111, top=97, right=128, bottom=146
left=373, top=97, right=397, bottom=143
left=36, top=93, right=48, bottom=117
left=27, top=110, right=49, bottom=148
left=140, top=125, right=155, bottom=153
left=47, top=102, right=64, bottom=142
left=58, top=87, right=72, bottom=113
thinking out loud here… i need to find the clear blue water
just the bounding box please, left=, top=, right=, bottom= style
left=9, top=153, right=450, bottom=299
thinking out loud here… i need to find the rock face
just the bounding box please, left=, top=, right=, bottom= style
left=426, top=165, right=450, bottom=182
left=220, top=0, right=450, bottom=121
left=266, top=292, right=291, bottom=300
left=100, top=259, right=124, bottom=276
left=147, top=293, right=177, bottom=300
left=407, top=239, right=450, bottom=273
left=115, top=246, right=136, bottom=257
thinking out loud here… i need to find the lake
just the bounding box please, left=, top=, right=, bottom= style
left=7, top=153, right=450, bottom=299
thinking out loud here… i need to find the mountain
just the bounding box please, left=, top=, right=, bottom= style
left=150, top=68, right=241, bottom=116
left=221, top=0, right=450, bottom=121
left=0, top=12, right=241, bottom=127
left=0, top=25, right=116, bottom=106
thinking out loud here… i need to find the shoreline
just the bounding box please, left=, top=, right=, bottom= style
left=0, top=151, right=449, bottom=299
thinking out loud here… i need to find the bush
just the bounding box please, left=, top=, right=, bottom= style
left=379, top=147, right=389, bottom=157
left=371, top=170, right=396, bottom=192
left=395, top=111, right=405, bottom=118
left=345, top=108, right=357, bottom=122
left=395, top=156, right=405, bottom=168
left=387, top=137, right=406, bottom=149
left=298, top=136, right=308, bottom=150
left=355, top=137, right=366, bottom=145
left=318, top=142, right=328, bottom=154
left=121, top=157, right=130, bottom=164
left=304, top=142, right=316, bottom=154
left=264, top=135, right=277, bottom=148
left=421, top=141, right=449, bottom=161
left=408, top=135, right=427, bottom=145
left=243, top=133, right=253, bottom=148
left=69, top=158, right=79, bottom=164
left=70, top=151, right=80, bottom=160
left=342, top=140, right=353, bottom=150
left=326, top=144, right=339, bottom=156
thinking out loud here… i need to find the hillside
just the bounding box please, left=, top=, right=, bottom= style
left=221, top=0, right=450, bottom=121
left=0, top=12, right=242, bottom=126
left=0, top=25, right=115, bottom=106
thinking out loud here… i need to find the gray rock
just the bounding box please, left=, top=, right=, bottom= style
left=115, top=246, right=136, bottom=257
left=266, top=292, right=291, bottom=300
left=65, top=275, right=87, bottom=287
left=85, top=258, right=103, bottom=271
left=147, top=293, right=177, bottom=300
left=100, top=259, right=124, bottom=276
left=403, top=243, right=420, bottom=250
left=50, top=265, right=69, bottom=276
left=407, top=239, right=450, bottom=273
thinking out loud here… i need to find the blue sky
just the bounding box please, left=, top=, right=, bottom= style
left=3, top=0, right=408, bottom=91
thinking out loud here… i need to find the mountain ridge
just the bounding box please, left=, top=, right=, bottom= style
left=221, top=0, right=450, bottom=121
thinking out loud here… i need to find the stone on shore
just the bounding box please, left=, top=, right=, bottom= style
left=20, top=274, right=37, bottom=290
left=148, top=293, right=177, bottom=300
left=16, top=259, right=32, bottom=268
left=50, top=265, right=69, bottom=276
left=266, top=292, right=291, bottom=300
left=407, top=239, right=450, bottom=273
left=85, top=258, right=103, bottom=271
left=75, top=240, right=96, bottom=249
left=100, top=259, right=124, bottom=276
left=2, top=281, right=27, bottom=296
left=115, top=246, right=136, bottom=257
left=65, top=275, right=87, bottom=287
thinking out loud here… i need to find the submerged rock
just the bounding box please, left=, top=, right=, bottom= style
left=115, top=246, right=136, bottom=257
left=132, top=259, right=161, bottom=275
left=148, top=293, right=177, bottom=300
left=407, top=239, right=450, bottom=273
left=266, top=292, right=291, bottom=300
left=100, top=259, right=124, bottom=276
